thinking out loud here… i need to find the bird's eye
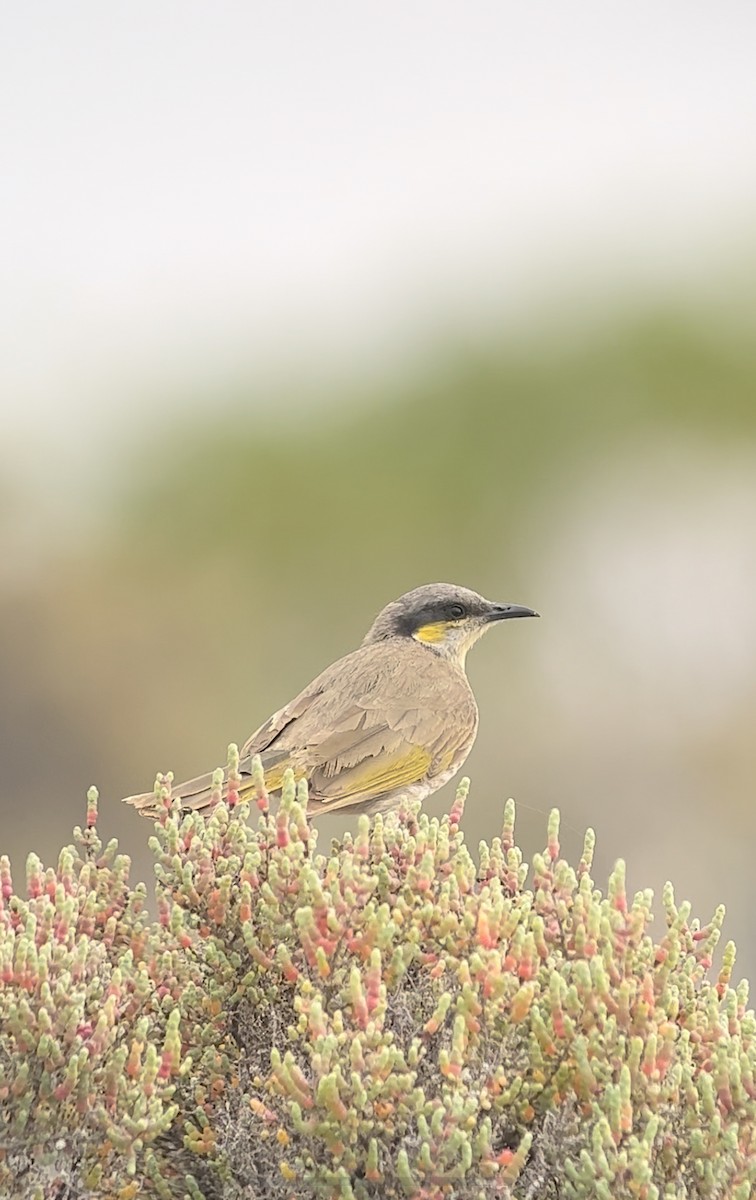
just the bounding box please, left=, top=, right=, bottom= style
left=449, top=604, right=465, bottom=620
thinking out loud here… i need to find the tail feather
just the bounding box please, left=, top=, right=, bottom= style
left=122, top=768, right=226, bottom=818
left=122, top=747, right=294, bottom=819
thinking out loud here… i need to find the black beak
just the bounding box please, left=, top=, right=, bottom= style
left=486, top=603, right=540, bottom=622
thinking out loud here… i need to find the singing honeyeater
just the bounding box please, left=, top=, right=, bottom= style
left=122, top=583, right=539, bottom=819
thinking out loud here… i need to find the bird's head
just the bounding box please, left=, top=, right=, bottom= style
left=362, top=583, right=539, bottom=666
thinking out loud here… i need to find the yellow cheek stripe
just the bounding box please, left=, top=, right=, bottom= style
left=414, top=619, right=462, bottom=644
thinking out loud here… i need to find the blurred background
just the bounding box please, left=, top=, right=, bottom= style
left=2, top=5, right=756, bottom=976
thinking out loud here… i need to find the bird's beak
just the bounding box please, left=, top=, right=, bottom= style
left=486, top=603, right=540, bottom=622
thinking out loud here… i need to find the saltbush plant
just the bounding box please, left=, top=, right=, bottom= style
left=1, top=748, right=754, bottom=1198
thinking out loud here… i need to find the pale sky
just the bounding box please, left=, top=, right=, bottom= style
left=2, top=2, right=756, bottom=461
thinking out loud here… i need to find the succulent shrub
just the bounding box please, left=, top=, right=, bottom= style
left=1, top=747, right=754, bottom=1199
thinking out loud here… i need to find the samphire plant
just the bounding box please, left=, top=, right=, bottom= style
left=1, top=747, right=754, bottom=1199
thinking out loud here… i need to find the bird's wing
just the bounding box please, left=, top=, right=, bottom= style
left=237, top=651, right=367, bottom=788
left=303, top=710, right=439, bottom=813
left=254, top=642, right=475, bottom=813
left=240, top=684, right=321, bottom=760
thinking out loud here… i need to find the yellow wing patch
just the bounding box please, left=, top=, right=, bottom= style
left=261, top=760, right=307, bottom=793
left=315, top=743, right=432, bottom=803
left=245, top=741, right=432, bottom=807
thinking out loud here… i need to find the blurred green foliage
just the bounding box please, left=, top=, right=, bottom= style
left=119, top=311, right=756, bottom=590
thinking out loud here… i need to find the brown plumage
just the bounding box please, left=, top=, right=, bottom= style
left=122, top=583, right=538, bottom=820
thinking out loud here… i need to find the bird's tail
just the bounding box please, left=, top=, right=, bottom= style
left=122, top=748, right=293, bottom=819
left=122, top=768, right=246, bottom=819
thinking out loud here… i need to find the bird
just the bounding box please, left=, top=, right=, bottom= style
left=122, top=582, right=539, bottom=820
